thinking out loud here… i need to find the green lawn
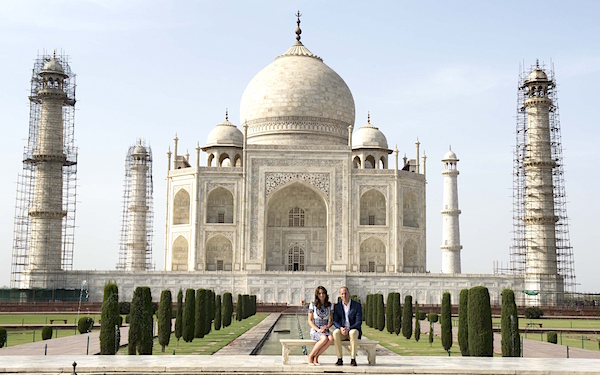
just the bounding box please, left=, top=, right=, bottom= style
left=0, top=313, right=101, bottom=325
left=491, top=317, right=600, bottom=330
left=2, top=327, right=81, bottom=347
left=519, top=331, right=600, bottom=351
left=119, top=313, right=268, bottom=355
left=362, top=325, right=453, bottom=356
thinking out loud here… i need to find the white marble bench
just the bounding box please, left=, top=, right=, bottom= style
left=279, top=339, right=378, bottom=365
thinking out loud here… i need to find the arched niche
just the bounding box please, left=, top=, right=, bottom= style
left=205, top=234, right=232, bottom=271
left=207, top=154, right=214, bottom=167
left=360, top=189, right=386, bottom=225
left=353, top=156, right=361, bottom=169
left=171, top=236, right=188, bottom=271
left=206, top=187, right=234, bottom=223
left=234, top=154, right=242, bottom=167
left=359, top=237, right=386, bottom=272
left=365, top=155, right=376, bottom=169
left=173, top=189, right=190, bottom=225
left=403, top=238, right=419, bottom=272
left=403, top=192, right=419, bottom=228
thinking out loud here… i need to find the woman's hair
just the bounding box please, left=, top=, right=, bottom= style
left=314, top=286, right=331, bottom=309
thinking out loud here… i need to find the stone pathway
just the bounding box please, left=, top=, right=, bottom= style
left=216, top=313, right=280, bottom=355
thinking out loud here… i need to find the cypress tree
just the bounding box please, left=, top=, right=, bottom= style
left=386, top=293, right=394, bottom=333
left=376, top=293, right=385, bottom=331
left=222, top=292, right=233, bottom=327
left=393, top=292, right=401, bottom=335
left=100, top=281, right=119, bottom=355
left=370, top=294, right=377, bottom=328
left=182, top=288, right=195, bottom=342
left=414, top=300, right=421, bottom=342
left=402, top=295, right=413, bottom=339
left=195, top=289, right=206, bottom=338
left=363, top=294, right=369, bottom=323
left=204, top=290, right=212, bottom=335
left=468, top=286, right=493, bottom=357
left=429, top=321, right=434, bottom=346
left=158, top=289, right=172, bottom=352
left=215, top=294, right=222, bottom=330
left=441, top=292, right=452, bottom=351
left=501, top=289, right=520, bottom=357
left=236, top=294, right=243, bottom=321
left=175, top=289, right=183, bottom=343
left=129, top=286, right=153, bottom=355
left=458, top=288, right=469, bottom=356
left=365, top=295, right=371, bottom=327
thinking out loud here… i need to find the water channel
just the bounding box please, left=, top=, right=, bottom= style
left=256, top=314, right=337, bottom=356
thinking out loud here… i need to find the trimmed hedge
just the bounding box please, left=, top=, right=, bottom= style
left=547, top=331, right=558, bottom=344
left=205, top=290, right=213, bottom=335
left=128, top=286, right=153, bottom=355
left=386, top=293, right=394, bottom=333
left=182, top=288, right=195, bottom=342
left=195, top=289, right=206, bottom=338
left=175, top=289, right=183, bottom=342
left=215, top=294, right=222, bottom=330
left=402, top=295, right=413, bottom=339
left=158, top=289, right=173, bottom=352
left=236, top=294, right=243, bottom=321
left=376, top=293, right=385, bottom=331
left=501, top=289, right=520, bottom=357
left=392, top=292, right=401, bottom=335
left=42, top=326, right=52, bottom=340
left=0, top=327, right=6, bottom=348
left=119, top=302, right=130, bottom=315
left=365, top=294, right=372, bottom=327
left=78, top=317, right=94, bottom=334
left=458, top=288, right=469, bottom=356
left=222, top=292, right=233, bottom=327
left=414, top=300, right=421, bottom=342
left=523, top=307, right=544, bottom=319
left=100, top=281, right=120, bottom=355
left=467, top=286, right=493, bottom=357
left=441, top=292, right=452, bottom=351
left=428, top=312, right=438, bottom=323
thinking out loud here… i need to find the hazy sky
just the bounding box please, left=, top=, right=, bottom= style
left=1, top=1, right=599, bottom=292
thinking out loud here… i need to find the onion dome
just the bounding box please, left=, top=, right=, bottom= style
left=527, top=60, right=548, bottom=82
left=239, top=13, right=355, bottom=145
left=442, top=147, right=458, bottom=161
left=133, top=144, right=147, bottom=155
left=41, top=52, right=66, bottom=75
left=205, top=111, right=243, bottom=148
left=352, top=115, right=388, bottom=150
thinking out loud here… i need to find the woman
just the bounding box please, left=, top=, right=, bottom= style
left=307, top=286, right=334, bottom=365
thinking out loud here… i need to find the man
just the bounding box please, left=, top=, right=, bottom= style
left=332, top=286, right=362, bottom=366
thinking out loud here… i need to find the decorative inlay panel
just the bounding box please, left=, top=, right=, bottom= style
left=359, top=185, right=387, bottom=197
left=266, top=173, right=329, bottom=198
left=205, top=231, right=234, bottom=242
left=207, top=182, right=235, bottom=194
left=359, top=232, right=388, bottom=245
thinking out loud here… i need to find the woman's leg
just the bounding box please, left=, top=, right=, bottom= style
left=314, top=335, right=334, bottom=362
left=308, top=336, right=327, bottom=363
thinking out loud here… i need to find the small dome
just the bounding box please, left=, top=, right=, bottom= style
left=205, top=119, right=243, bottom=148
left=352, top=122, right=388, bottom=150
left=42, top=58, right=65, bottom=74
left=443, top=148, right=458, bottom=161
left=133, top=145, right=147, bottom=155
left=528, top=68, right=547, bottom=82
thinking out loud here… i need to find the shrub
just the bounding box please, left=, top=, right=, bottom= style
left=117, top=315, right=123, bottom=327
left=458, top=288, right=469, bottom=356
left=386, top=293, right=394, bottom=333
left=125, top=314, right=130, bottom=324
left=222, top=292, right=233, bottom=327
left=119, top=302, right=130, bottom=315
left=468, top=286, right=493, bottom=357
left=547, top=331, right=557, bottom=344
left=42, top=326, right=52, bottom=340
left=351, top=295, right=360, bottom=302
left=402, top=295, right=413, bottom=339
left=429, top=321, right=434, bottom=346
left=215, top=294, right=222, bottom=331
left=100, top=281, right=120, bottom=355
left=195, top=289, right=206, bottom=338
left=523, top=307, right=544, bottom=319
left=128, top=286, right=153, bottom=355
left=376, top=293, right=385, bottom=331
left=182, top=288, right=195, bottom=342
left=175, top=289, right=183, bottom=342
left=441, top=292, right=452, bottom=351
left=78, top=317, right=94, bottom=334
left=392, top=292, right=401, bottom=335
left=418, top=311, right=427, bottom=320
left=158, top=289, right=173, bottom=352
left=428, top=312, right=438, bottom=323
left=236, top=294, right=243, bottom=321
left=414, top=301, right=421, bottom=342
left=0, top=327, right=6, bottom=348
left=501, top=289, right=520, bottom=357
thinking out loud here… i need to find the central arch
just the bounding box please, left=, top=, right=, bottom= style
left=360, top=237, right=386, bottom=272
left=265, top=181, right=327, bottom=271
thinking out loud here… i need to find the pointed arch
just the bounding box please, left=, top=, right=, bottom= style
left=360, top=189, right=386, bottom=225
left=205, top=234, right=232, bottom=271
left=353, top=156, right=361, bottom=169
left=365, top=155, right=376, bottom=169
left=403, top=238, right=419, bottom=272
left=173, top=189, right=190, bottom=225
left=360, top=236, right=386, bottom=272
left=171, top=236, right=188, bottom=271
left=403, top=191, right=419, bottom=228
left=206, top=187, right=234, bottom=223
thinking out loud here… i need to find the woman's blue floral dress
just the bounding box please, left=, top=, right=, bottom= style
left=309, top=302, right=332, bottom=340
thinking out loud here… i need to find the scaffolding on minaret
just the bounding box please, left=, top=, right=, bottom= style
left=117, top=141, right=154, bottom=271
left=510, top=61, right=576, bottom=299
left=10, top=52, right=78, bottom=289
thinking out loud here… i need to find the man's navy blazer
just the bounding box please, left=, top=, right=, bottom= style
left=332, top=300, right=362, bottom=339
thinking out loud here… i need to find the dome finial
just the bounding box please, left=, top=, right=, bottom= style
left=225, top=108, right=228, bottom=121
left=53, top=50, right=56, bottom=59
left=536, top=59, right=539, bottom=68
left=367, top=111, right=370, bottom=124
left=295, top=10, right=302, bottom=42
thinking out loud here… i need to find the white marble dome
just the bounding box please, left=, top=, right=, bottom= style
left=240, top=41, right=355, bottom=145
left=528, top=68, right=547, bottom=82
left=205, top=118, right=243, bottom=148
left=352, top=122, right=388, bottom=150
left=133, top=145, right=147, bottom=155
left=42, top=58, right=65, bottom=74
left=443, top=148, right=458, bottom=161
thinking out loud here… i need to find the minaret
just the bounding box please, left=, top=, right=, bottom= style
left=441, top=147, right=462, bottom=274
left=28, top=53, right=70, bottom=273
left=522, top=62, right=561, bottom=304
left=118, top=141, right=154, bottom=271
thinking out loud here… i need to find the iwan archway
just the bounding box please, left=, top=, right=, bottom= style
left=265, top=181, right=328, bottom=271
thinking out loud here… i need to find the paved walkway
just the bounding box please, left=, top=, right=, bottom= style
left=216, top=313, right=280, bottom=355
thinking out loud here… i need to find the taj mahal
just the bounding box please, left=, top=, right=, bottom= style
left=11, top=14, right=576, bottom=307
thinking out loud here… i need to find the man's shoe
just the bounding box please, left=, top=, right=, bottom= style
left=335, top=358, right=343, bottom=366
left=350, top=359, right=357, bottom=366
